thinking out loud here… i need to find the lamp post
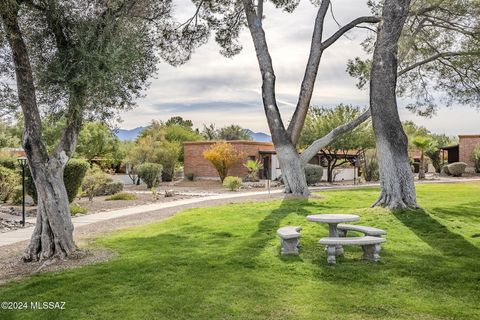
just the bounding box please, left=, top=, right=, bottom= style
left=17, top=157, right=28, bottom=227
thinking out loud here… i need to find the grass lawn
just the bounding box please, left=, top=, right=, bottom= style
left=1, top=182, right=479, bottom=320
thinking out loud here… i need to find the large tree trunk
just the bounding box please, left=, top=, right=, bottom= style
left=1, top=2, right=77, bottom=261
left=243, top=0, right=309, bottom=197
left=23, top=159, right=75, bottom=262
left=370, top=0, right=418, bottom=210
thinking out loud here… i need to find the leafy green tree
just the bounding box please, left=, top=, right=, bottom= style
left=0, top=121, right=21, bottom=148
left=165, top=116, right=194, bottom=129
left=217, top=125, right=251, bottom=141
left=299, top=104, right=375, bottom=182
left=201, top=124, right=251, bottom=141
left=0, top=0, right=185, bottom=261
left=76, top=122, right=120, bottom=163
left=202, top=124, right=218, bottom=140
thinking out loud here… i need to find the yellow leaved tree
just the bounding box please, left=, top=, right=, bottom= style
left=203, top=141, right=245, bottom=182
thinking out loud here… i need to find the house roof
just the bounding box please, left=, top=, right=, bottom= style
left=439, top=144, right=459, bottom=150
left=183, top=140, right=274, bottom=147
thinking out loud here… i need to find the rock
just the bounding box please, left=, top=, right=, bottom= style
left=165, top=190, right=175, bottom=197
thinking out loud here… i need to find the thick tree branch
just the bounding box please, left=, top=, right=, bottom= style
left=0, top=1, right=48, bottom=164
left=300, top=109, right=371, bottom=163
left=287, top=12, right=380, bottom=145
left=286, top=0, right=330, bottom=145
left=320, top=16, right=381, bottom=50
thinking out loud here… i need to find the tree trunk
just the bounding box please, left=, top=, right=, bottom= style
left=1, top=2, right=77, bottom=261
left=418, top=152, right=425, bottom=179
left=23, top=159, right=75, bottom=262
left=370, top=0, right=418, bottom=210
left=243, top=0, right=309, bottom=197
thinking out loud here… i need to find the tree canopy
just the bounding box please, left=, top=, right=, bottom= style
left=348, top=0, right=480, bottom=116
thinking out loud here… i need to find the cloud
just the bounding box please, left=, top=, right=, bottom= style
left=118, top=0, right=480, bottom=136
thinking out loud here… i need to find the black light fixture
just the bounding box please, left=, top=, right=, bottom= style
left=17, top=156, right=28, bottom=227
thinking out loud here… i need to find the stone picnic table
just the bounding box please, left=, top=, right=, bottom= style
left=306, top=213, right=360, bottom=255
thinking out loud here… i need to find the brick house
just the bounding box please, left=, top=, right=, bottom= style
left=183, top=141, right=275, bottom=180
left=183, top=141, right=360, bottom=181
left=440, top=134, right=480, bottom=171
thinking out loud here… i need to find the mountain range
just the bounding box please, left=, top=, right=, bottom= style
left=115, top=127, right=272, bottom=142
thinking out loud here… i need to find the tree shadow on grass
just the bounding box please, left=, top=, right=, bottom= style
left=430, top=201, right=480, bottom=225
left=392, top=208, right=480, bottom=257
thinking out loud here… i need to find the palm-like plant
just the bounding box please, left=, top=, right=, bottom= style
left=412, top=136, right=436, bottom=179
left=243, top=159, right=263, bottom=182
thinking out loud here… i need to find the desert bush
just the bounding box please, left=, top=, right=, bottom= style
left=82, top=167, right=113, bottom=201
left=64, top=159, right=90, bottom=203
left=243, top=159, right=263, bottom=182
left=363, top=156, right=379, bottom=181
left=0, top=166, right=19, bottom=202
left=304, top=164, right=323, bottom=185
left=70, top=203, right=87, bottom=216
left=23, top=159, right=90, bottom=204
left=185, top=172, right=195, bottom=181
left=96, top=181, right=124, bottom=196
left=137, top=162, right=163, bottom=188
left=0, top=156, right=17, bottom=170
left=106, top=192, right=137, bottom=201
left=11, top=186, right=23, bottom=205
left=223, top=176, right=242, bottom=191
left=203, top=141, right=245, bottom=182
left=471, top=145, right=480, bottom=173
left=447, top=162, right=467, bottom=177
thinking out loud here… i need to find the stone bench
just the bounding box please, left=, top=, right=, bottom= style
left=319, top=236, right=386, bottom=264
left=277, top=226, right=302, bottom=255
left=337, top=224, right=386, bottom=237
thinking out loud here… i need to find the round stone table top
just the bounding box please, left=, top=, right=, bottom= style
left=306, top=214, right=360, bottom=224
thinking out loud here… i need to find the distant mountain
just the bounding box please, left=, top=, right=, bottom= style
left=246, top=129, right=272, bottom=142
left=115, top=126, right=272, bottom=142
left=115, top=127, right=146, bottom=141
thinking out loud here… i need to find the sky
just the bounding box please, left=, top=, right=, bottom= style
left=118, top=0, right=480, bottom=136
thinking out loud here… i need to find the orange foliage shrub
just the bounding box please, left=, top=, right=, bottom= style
left=202, top=141, right=245, bottom=181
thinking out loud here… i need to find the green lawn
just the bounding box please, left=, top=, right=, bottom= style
left=1, top=182, right=480, bottom=320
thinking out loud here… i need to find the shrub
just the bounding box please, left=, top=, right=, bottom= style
left=363, top=157, right=379, bottom=181
left=11, top=186, right=23, bottom=205
left=23, top=159, right=90, bottom=204
left=0, top=166, right=19, bottom=202
left=447, top=162, right=467, bottom=177
left=106, top=192, right=137, bottom=201
left=471, top=145, right=480, bottom=173
left=97, top=181, right=124, bottom=196
left=137, top=162, right=163, bottom=188
left=223, top=176, right=242, bottom=191
left=243, top=159, right=262, bottom=182
left=82, top=167, right=113, bottom=201
left=203, top=141, right=245, bottom=182
left=185, top=172, right=195, bottom=181
left=64, top=159, right=90, bottom=203
left=304, top=164, right=323, bottom=185
left=0, top=156, right=17, bottom=170
left=70, top=203, right=87, bottom=216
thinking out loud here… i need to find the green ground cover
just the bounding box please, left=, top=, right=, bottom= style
left=1, top=182, right=479, bottom=320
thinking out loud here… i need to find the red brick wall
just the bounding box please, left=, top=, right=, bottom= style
left=459, top=135, right=480, bottom=167
left=183, top=141, right=275, bottom=179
